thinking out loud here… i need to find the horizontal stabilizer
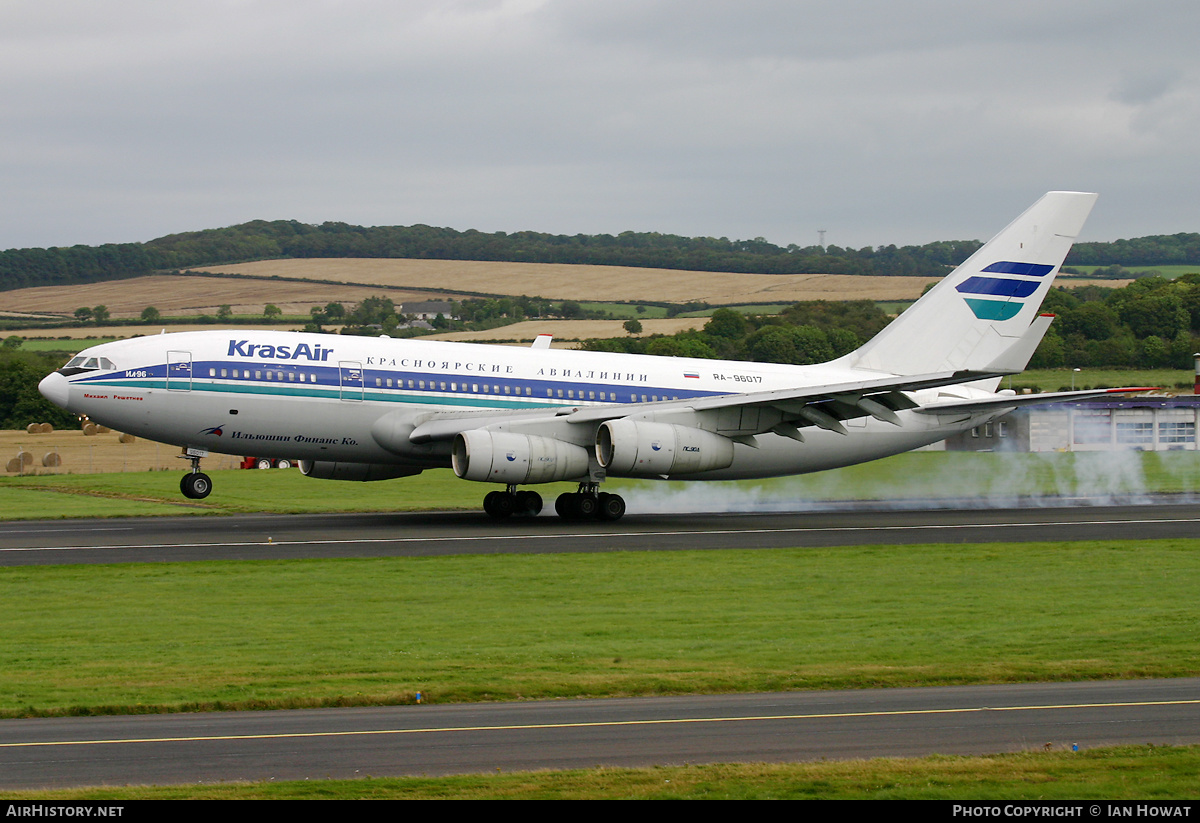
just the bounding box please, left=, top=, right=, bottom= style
left=982, top=314, right=1056, bottom=374
left=915, top=387, right=1159, bottom=416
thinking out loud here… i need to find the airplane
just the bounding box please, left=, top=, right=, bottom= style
left=38, top=191, right=1142, bottom=521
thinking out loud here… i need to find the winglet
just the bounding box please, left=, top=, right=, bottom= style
left=531, top=334, right=553, bottom=349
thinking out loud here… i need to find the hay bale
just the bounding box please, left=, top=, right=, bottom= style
left=6, top=458, right=21, bottom=473
left=26, top=423, right=38, bottom=434
left=118, top=433, right=135, bottom=443
left=83, top=423, right=98, bottom=436
left=42, top=452, right=61, bottom=467
left=18, top=451, right=32, bottom=466
left=39, top=423, right=53, bottom=433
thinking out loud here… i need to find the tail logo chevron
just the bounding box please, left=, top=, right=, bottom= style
left=957, top=260, right=1056, bottom=321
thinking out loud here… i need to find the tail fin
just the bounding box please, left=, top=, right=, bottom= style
left=842, top=191, right=1098, bottom=376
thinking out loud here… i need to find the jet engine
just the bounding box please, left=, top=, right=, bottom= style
left=452, top=430, right=590, bottom=484
left=596, top=419, right=735, bottom=477
left=299, top=461, right=424, bottom=482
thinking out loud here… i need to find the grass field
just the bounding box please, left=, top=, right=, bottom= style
left=3, top=538, right=1199, bottom=717
left=1069, top=265, right=1199, bottom=279
left=1006, top=368, right=1194, bottom=392
left=6, top=745, right=1199, bottom=799
left=4, top=453, right=1200, bottom=798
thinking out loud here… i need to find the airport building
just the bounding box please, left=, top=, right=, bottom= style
left=945, top=396, right=1200, bottom=452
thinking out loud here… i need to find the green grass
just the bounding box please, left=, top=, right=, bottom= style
left=1067, top=265, right=1200, bottom=279
left=676, top=303, right=792, bottom=317
left=576, top=302, right=792, bottom=319
left=7, top=745, right=1200, bottom=799
left=2, top=539, right=1199, bottom=716
left=13, top=337, right=123, bottom=353
left=577, top=302, right=669, bottom=318
left=1004, top=368, right=1192, bottom=392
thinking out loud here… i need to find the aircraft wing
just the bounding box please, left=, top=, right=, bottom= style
left=407, top=315, right=1062, bottom=443
left=405, top=366, right=1015, bottom=444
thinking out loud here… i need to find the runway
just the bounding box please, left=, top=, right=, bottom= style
left=2, top=678, right=1199, bottom=789
left=1, top=498, right=1198, bottom=566
left=2, top=500, right=1198, bottom=790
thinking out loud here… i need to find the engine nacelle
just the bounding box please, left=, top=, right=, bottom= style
left=299, top=461, right=424, bottom=482
left=452, top=430, right=590, bottom=484
left=596, top=419, right=735, bottom=477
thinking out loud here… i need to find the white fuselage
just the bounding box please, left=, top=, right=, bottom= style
left=40, top=329, right=997, bottom=482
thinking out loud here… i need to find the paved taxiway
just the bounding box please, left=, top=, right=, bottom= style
left=2, top=678, right=1199, bottom=789
left=3, top=500, right=1198, bottom=789
left=1, top=499, right=1198, bottom=566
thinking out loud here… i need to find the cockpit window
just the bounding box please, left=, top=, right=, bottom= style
left=59, top=355, right=116, bottom=376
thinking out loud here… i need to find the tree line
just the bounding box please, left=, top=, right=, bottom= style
left=5, top=217, right=1200, bottom=292
left=580, top=275, right=1200, bottom=373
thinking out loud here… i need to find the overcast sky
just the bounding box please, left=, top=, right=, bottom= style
left=3, top=0, right=1199, bottom=252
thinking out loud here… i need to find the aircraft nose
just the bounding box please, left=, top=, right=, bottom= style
left=38, top=371, right=70, bottom=409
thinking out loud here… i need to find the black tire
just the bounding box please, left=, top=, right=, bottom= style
left=484, top=490, right=515, bottom=519
left=516, top=490, right=543, bottom=516
left=576, top=494, right=598, bottom=518
left=597, top=492, right=626, bottom=521
left=555, top=492, right=578, bottom=519
left=181, top=472, right=212, bottom=500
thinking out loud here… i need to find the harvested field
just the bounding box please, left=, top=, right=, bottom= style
left=426, top=318, right=704, bottom=343
left=196, top=258, right=941, bottom=304
left=15, top=323, right=307, bottom=340
left=0, top=274, right=468, bottom=320
left=1, top=428, right=245, bottom=475
left=1, top=260, right=1134, bottom=324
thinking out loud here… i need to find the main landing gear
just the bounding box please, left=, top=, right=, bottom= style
left=180, top=453, right=212, bottom=500
left=483, top=486, right=543, bottom=518
left=556, top=484, right=626, bottom=521
left=481, top=483, right=627, bottom=521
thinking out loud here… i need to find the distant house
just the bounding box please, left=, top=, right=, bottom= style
left=400, top=302, right=454, bottom=321
left=944, top=396, right=1200, bottom=452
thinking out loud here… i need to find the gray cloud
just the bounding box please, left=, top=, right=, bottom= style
left=3, top=0, right=1200, bottom=253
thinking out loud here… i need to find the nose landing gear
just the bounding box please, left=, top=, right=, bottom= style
left=179, top=451, right=212, bottom=500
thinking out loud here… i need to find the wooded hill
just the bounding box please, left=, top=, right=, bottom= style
left=3, top=219, right=1199, bottom=292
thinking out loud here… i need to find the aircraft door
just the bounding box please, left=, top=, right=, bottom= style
left=167, top=351, right=192, bottom=392
left=339, top=361, right=364, bottom=401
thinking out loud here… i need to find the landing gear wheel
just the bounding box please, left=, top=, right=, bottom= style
left=276, top=459, right=292, bottom=469
left=597, top=492, right=626, bottom=521
left=576, top=494, right=598, bottom=518
left=255, top=458, right=272, bottom=470
left=180, top=472, right=212, bottom=500
left=483, top=490, right=512, bottom=519
left=555, top=492, right=579, bottom=519
left=515, top=490, right=543, bottom=516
